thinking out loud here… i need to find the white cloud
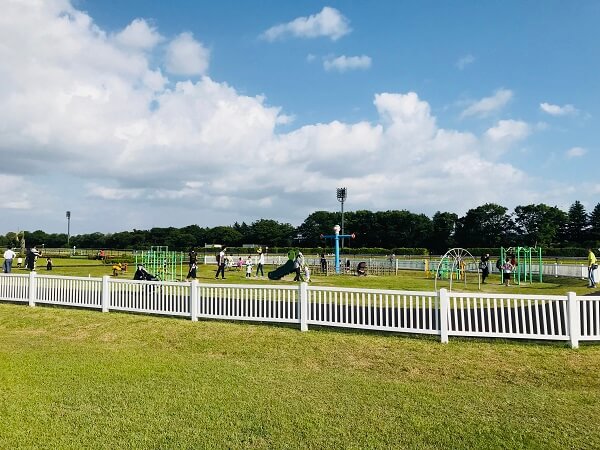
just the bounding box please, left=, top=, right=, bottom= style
left=566, top=147, right=586, bottom=158
left=165, top=32, right=210, bottom=76
left=261, top=7, right=351, bottom=41
left=114, top=18, right=163, bottom=50
left=323, top=55, right=371, bottom=72
left=0, top=1, right=574, bottom=233
left=461, top=89, right=513, bottom=118
left=456, top=54, right=474, bottom=70
left=484, top=119, right=531, bottom=144
left=540, top=102, right=578, bottom=116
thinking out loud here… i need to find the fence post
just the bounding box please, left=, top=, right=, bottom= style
left=567, top=291, right=579, bottom=349
left=439, top=288, right=449, bottom=344
left=299, top=282, right=308, bottom=331
left=101, top=276, right=110, bottom=312
left=28, top=271, right=37, bottom=307
left=190, top=280, right=198, bottom=322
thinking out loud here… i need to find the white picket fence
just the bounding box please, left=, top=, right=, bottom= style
left=1, top=272, right=599, bottom=348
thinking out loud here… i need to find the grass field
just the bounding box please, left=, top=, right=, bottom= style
left=1, top=303, right=599, bottom=449
left=2, top=258, right=599, bottom=448
left=17, top=256, right=597, bottom=296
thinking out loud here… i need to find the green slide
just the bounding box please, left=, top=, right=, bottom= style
left=267, top=259, right=296, bottom=280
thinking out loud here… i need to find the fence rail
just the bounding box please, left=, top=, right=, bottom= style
left=0, top=272, right=598, bottom=348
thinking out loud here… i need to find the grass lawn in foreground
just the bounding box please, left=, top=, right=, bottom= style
left=0, top=303, right=599, bottom=449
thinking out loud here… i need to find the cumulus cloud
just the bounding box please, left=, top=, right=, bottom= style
left=566, top=147, right=586, bottom=158
left=261, top=7, right=351, bottom=41
left=456, top=54, right=474, bottom=70
left=323, top=55, right=371, bottom=72
left=114, top=18, right=163, bottom=50
left=540, top=102, right=578, bottom=116
left=461, top=89, right=513, bottom=118
left=484, top=120, right=531, bottom=144
left=165, top=32, right=210, bottom=76
left=0, top=1, right=566, bottom=233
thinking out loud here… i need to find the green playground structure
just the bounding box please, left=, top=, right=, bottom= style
left=500, top=246, right=543, bottom=284
left=134, top=246, right=184, bottom=281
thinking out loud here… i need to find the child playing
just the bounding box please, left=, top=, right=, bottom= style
left=245, top=256, right=253, bottom=278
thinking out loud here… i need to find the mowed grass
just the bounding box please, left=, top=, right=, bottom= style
left=1, top=302, right=599, bottom=449
left=21, top=257, right=597, bottom=296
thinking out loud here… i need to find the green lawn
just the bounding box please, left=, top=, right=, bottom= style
left=19, top=257, right=596, bottom=296
left=0, top=303, right=599, bottom=449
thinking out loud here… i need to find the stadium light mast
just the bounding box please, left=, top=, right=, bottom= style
left=336, top=187, right=347, bottom=249
left=66, top=211, right=71, bottom=247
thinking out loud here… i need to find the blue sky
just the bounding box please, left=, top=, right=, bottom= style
left=0, top=1, right=598, bottom=235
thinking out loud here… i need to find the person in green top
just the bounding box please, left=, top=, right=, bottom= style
left=587, top=248, right=597, bottom=288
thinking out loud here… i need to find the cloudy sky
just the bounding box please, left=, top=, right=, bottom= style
left=1, top=0, right=599, bottom=235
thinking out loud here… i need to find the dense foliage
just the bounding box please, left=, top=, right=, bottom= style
left=2, top=201, right=600, bottom=254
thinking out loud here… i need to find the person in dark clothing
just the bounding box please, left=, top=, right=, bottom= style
left=188, top=248, right=197, bottom=269
left=479, top=253, right=490, bottom=283
left=320, top=253, right=327, bottom=274
left=187, top=262, right=197, bottom=280
left=215, top=247, right=227, bottom=279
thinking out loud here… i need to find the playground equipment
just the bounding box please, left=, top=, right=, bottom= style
left=321, top=225, right=355, bottom=274
left=434, top=248, right=480, bottom=291
left=268, top=249, right=298, bottom=280
left=500, top=246, right=543, bottom=284
left=134, top=246, right=184, bottom=281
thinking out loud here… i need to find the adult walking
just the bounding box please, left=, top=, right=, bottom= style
left=293, top=251, right=304, bottom=282
left=588, top=248, right=597, bottom=288
left=215, top=247, right=227, bottom=279
left=256, top=249, right=265, bottom=277
left=3, top=247, right=16, bottom=273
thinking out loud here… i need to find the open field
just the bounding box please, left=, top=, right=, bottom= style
left=1, top=303, right=599, bottom=449
left=17, top=257, right=597, bottom=296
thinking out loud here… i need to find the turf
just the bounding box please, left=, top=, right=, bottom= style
left=1, top=303, right=599, bottom=449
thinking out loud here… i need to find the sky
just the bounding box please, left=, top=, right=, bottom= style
left=1, top=0, right=599, bottom=235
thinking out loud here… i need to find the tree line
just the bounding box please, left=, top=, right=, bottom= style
left=2, top=201, right=600, bottom=254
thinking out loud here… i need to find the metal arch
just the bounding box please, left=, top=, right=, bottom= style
left=434, top=247, right=481, bottom=291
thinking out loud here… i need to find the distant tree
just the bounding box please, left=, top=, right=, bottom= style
left=455, top=203, right=513, bottom=248
left=513, top=204, right=567, bottom=247
left=587, top=203, right=600, bottom=245
left=566, top=200, right=588, bottom=245
left=429, top=211, right=458, bottom=254
left=206, top=226, right=243, bottom=247
left=296, top=211, right=339, bottom=247
left=247, top=219, right=295, bottom=247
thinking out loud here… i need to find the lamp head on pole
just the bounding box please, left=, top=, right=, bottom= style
left=66, top=211, right=71, bottom=219
left=336, top=187, right=347, bottom=202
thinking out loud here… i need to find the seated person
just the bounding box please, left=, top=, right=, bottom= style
left=356, top=261, right=367, bottom=276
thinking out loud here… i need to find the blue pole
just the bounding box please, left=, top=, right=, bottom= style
left=334, top=235, right=340, bottom=273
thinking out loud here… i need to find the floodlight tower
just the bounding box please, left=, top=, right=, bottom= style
left=66, top=211, right=71, bottom=246
left=336, top=187, right=347, bottom=249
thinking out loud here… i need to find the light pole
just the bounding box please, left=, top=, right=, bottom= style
left=336, top=187, right=347, bottom=249
left=66, top=211, right=71, bottom=247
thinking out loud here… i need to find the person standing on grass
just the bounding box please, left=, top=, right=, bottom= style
left=502, top=257, right=513, bottom=287
left=479, top=253, right=490, bottom=283
left=186, top=262, right=197, bottom=280
left=256, top=249, right=265, bottom=277
left=215, top=247, right=227, bottom=279
left=3, top=247, right=16, bottom=273
left=246, top=256, right=253, bottom=278
left=587, top=248, right=597, bottom=288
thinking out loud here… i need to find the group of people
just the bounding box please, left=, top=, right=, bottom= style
left=479, top=253, right=517, bottom=286
left=2, top=246, right=48, bottom=273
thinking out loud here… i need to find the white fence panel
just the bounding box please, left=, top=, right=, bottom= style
left=578, top=296, right=600, bottom=341
left=36, top=275, right=103, bottom=309
left=109, top=279, right=190, bottom=317
left=307, top=286, right=439, bottom=335
left=197, top=284, right=298, bottom=324
left=0, top=273, right=30, bottom=303
left=447, top=292, right=569, bottom=341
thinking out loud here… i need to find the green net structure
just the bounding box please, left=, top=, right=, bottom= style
left=500, top=246, right=543, bottom=284
left=135, top=246, right=184, bottom=281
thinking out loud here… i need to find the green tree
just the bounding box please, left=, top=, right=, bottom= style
left=428, top=211, right=458, bottom=254
left=455, top=203, right=513, bottom=248
left=566, top=200, right=588, bottom=245
left=247, top=219, right=295, bottom=247
left=513, top=204, right=567, bottom=247
left=589, top=203, right=600, bottom=244
left=297, top=211, right=339, bottom=246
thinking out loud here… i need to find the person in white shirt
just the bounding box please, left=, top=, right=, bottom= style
left=245, top=256, right=253, bottom=278
left=256, top=249, right=265, bottom=277
left=3, top=247, right=16, bottom=273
